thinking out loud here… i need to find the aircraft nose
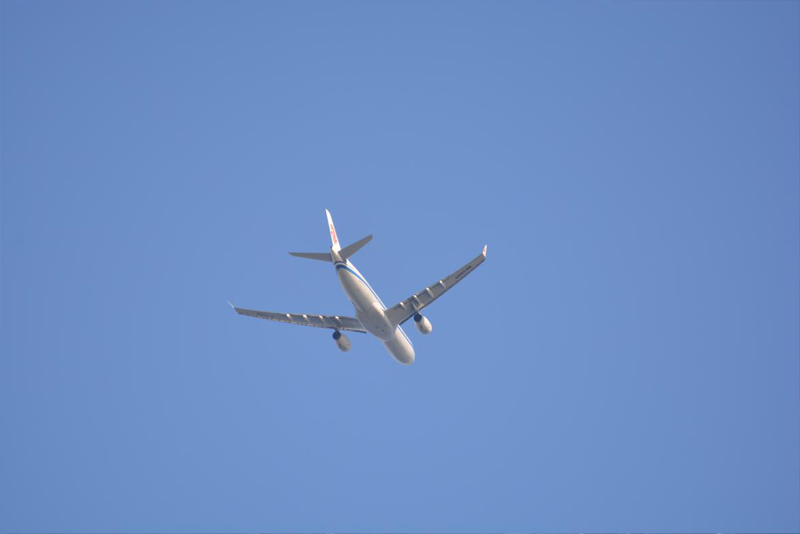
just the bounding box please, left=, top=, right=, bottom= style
left=398, top=345, right=416, bottom=365
left=384, top=336, right=415, bottom=365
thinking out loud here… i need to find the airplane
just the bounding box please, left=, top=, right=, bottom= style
left=229, top=210, right=487, bottom=365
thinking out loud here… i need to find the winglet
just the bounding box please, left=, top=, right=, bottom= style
left=227, top=300, right=236, bottom=310
left=482, top=245, right=488, bottom=258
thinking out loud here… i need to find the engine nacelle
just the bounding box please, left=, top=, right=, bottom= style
left=332, top=330, right=351, bottom=352
left=413, top=314, right=433, bottom=335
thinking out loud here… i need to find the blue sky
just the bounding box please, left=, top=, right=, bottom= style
left=1, top=1, right=798, bottom=532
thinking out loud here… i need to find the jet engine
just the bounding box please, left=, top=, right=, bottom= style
left=413, top=314, right=433, bottom=335
left=332, top=330, right=351, bottom=352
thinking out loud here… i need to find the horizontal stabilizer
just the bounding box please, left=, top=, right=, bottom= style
left=288, top=251, right=332, bottom=262
left=340, top=234, right=372, bottom=260
left=289, top=235, right=372, bottom=262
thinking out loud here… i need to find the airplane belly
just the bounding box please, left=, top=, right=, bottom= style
left=338, top=270, right=371, bottom=310
left=355, top=303, right=394, bottom=341
left=338, top=269, right=394, bottom=340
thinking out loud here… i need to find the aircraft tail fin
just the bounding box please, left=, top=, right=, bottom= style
left=326, top=209, right=341, bottom=252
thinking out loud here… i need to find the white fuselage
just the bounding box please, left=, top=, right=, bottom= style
left=332, top=253, right=415, bottom=365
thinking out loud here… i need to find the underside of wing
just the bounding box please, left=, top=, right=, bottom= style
left=385, top=245, right=487, bottom=326
left=229, top=303, right=367, bottom=333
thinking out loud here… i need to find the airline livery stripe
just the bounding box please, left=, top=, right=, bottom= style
left=334, top=263, right=386, bottom=309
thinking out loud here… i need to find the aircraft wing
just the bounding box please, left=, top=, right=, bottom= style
left=385, top=245, right=487, bottom=326
left=229, top=303, right=367, bottom=333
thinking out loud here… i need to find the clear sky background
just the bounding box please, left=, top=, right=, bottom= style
left=1, top=1, right=798, bottom=533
